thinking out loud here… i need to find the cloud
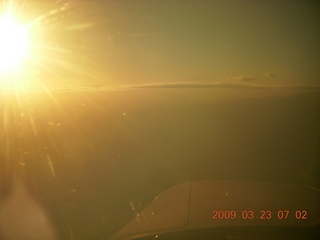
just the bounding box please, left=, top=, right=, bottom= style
left=232, top=76, right=255, bottom=81
left=123, top=82, right=320, bottom=90
left=125, top=82, right=264, bottom=89
left=265, top=72, right=276, bottom=78
left=45, top=82, right=320, bottom=92
left=64, top=23, right=95, bottom=31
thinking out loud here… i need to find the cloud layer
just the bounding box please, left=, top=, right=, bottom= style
left=232, top=76, right=255, bottom=81
left=124, top=82, right=320, bottom=90
left=265, top=73, right=276, bottom=78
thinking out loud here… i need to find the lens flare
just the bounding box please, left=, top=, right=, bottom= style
left=0, top=0, right=101, bottom=91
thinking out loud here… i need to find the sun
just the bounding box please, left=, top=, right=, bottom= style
left=0, top=1, right=98, bottom=91
left=0, top=13, right=28, bottom=74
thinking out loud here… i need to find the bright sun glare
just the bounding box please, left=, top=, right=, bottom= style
left=0, top=13, right=28, bottom=74
left=0, top=1, right=97, bottom=91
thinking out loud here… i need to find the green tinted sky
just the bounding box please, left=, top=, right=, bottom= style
left=84, top=0, right=320, bottom=86
left=5, top=0, right=320, bottom=88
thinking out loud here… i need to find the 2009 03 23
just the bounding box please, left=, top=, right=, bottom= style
left=212, top=210, right=307, bottom=220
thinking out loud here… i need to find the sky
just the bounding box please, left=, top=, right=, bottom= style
left=1, top=0, right=320, bottom=88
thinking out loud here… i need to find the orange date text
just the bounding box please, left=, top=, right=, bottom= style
left=212, top=210, right=307, bottom=220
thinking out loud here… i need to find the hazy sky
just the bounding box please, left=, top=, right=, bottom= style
left=3, top=0, right=320, bottom=87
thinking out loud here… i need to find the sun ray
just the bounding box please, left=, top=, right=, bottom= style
left=0, top=0, right=103, bottom=92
